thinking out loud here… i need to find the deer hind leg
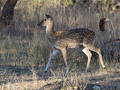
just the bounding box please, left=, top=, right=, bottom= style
left=86, top=44, right=105, bottom=69
left=82, top=48, right=92, bottom=72
left=60, top=48, right=69, bottom=74
left=93, top=48, right=105, bottom=68
left=44, top=49, right=59, bottom=72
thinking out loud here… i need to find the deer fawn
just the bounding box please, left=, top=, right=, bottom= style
left=37, top=15, right=109, bottom=73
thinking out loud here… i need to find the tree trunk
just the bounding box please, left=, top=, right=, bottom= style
left=0, top=0, right=18, bottom=26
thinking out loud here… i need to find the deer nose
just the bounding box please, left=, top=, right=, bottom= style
left=37, top=22, right=41, bottom=26
left=37, top=25, right=46, bottom=30
left=37, top=20, right=44, bottom=26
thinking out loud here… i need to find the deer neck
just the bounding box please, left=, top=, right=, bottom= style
left=99, top=19, right=106, bottom=32
left=46, top=23, right=54, bottom=37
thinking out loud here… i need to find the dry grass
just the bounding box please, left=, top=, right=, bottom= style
left=0, top=67, right=119, bottom=90
left=0, top=0, right=120, bottom=90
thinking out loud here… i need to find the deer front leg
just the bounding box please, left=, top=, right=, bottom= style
left=60, top=48, right=69, bottom=74
left=44, top=49, right=59, bottom=72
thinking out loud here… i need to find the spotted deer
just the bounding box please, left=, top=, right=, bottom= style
left=37, top=15, right=109, bottom=73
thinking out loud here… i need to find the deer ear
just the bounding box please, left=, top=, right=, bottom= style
left=45, top=14, right=51, bottom=18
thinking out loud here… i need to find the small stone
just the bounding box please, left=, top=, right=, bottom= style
left=93, top=85, right=101, bottom=90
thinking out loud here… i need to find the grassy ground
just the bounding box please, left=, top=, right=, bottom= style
left=0, top=64, right=119, bottom=90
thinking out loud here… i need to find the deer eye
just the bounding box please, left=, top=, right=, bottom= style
left=44, top=19, right=47, bottom=21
